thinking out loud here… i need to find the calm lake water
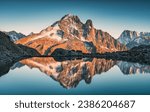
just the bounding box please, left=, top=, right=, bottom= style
left=0, top=57, right=150, bottom=95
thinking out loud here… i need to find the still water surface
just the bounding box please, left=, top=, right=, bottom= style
left=0, top=57, right=150, bottom=95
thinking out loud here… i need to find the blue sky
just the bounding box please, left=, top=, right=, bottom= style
left=0, top=0, right=149, bottom=38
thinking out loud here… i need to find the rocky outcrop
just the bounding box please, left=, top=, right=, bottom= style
left=0, top=31, right=40, bottom=67
left=100, top=45, right=150, bottom=65
left=16, top=14, right=127, bottom=55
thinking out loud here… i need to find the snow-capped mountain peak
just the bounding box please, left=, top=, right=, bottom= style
left=16, top=14, right=126, bottom=55
left=60, top=14, right=80, bottom=21
left=118, top=30, right=139, bottom=45
left=118, top=30, right=150, bottom=49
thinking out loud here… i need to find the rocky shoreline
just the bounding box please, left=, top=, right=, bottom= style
left=0, top=31, right=40, bottom=70
left=101, top=45, right=150, bottom=65
left=48, top=46, right=150, bottom=65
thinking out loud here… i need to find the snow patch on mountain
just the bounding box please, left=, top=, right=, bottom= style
left=118, top=30, right=150, bottom=49
left=118, top=30, right=139, bottom=45
left=4, top=31, right=26, bottom=42
left=32, top=25, right=64, bottom=42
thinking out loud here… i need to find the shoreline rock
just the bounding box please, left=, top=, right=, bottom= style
left=0, top=31, right=40, bottom=69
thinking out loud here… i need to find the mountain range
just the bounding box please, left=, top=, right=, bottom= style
left=118, top=30, right=150, bottom=49
left=0, top=14, right=150, bottom=67
left=2, top=14, right=149, bottom=53
left=16, top=14, right=127, bottom=55
left=5, top=29, right=150, bottom=50
left=4, top=29, right=150, bottom=50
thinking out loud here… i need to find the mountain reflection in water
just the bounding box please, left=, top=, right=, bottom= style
left=8, top=57, right=149, bottom=89
left=18, top=58, right=115, bottom=88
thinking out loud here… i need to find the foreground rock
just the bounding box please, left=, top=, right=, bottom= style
left=0, top=31, right=40, bottom=68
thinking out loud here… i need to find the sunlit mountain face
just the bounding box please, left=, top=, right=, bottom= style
left=0, top=0, right=150, bottom=95
left=16, top=14, right=126, bottom=55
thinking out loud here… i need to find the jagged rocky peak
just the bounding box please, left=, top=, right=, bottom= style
left=118, top=30, right=150, bottom=49
left=16, top=14, right=127, bottom=55
left=118, top=30, right=139, bottom=45
left=51, top=14, right=82, bottom=28
left=56, top=14, right=83, bottom=38
left=60, top=14, right=81, bottom=23
left=59, top=14, right=83, bottom=29
left=59, top=14, right=93, bottom=28
left=49, top=14, right=94, bottom=40
left=85, top=19, right=93, bottom=27
left=121, top=30, right=139, bottom=39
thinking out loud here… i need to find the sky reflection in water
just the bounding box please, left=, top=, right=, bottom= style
left=0, top=57, right=150, bottom=95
